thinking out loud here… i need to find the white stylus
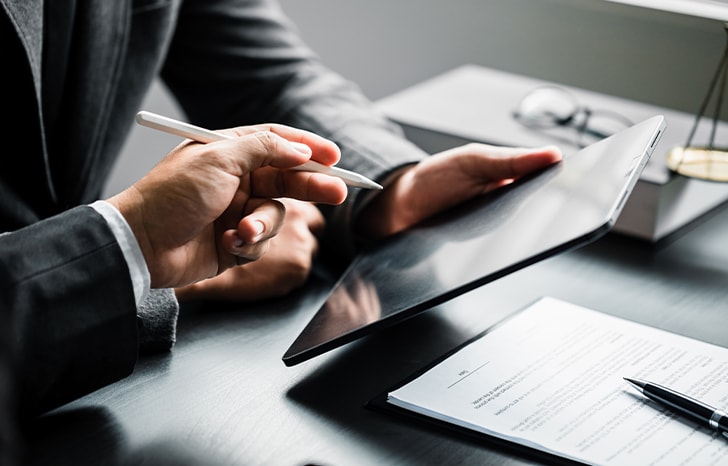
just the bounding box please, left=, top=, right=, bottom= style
left=135, top=111, right=382, bottom=190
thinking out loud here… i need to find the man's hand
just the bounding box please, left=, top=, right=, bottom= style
left=356, top=143, right=562, bottom=239
left=175, top=199, right=325, bottom=302
left=107, top=124, right=347, bottom=289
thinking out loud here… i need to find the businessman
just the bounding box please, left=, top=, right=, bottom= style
left=0, top=0, right=561, bottom=429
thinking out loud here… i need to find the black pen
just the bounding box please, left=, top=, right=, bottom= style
left=624, top=377, right=728, bottom=439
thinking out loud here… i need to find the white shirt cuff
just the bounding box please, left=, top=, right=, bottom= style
left=90, top=200, right=151, bottom=306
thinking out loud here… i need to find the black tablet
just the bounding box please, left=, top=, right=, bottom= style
left=283, top=115, right=665, bottom=366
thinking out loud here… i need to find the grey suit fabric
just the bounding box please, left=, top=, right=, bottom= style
left=0, top=0, right=427, bottom=419
left=0, top=207, right=138, bottom=414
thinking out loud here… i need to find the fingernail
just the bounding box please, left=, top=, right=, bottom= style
left=252, top=221, right=265, bottom=241
left=291, top=141, right=312, bottom=155
left=233, top=236, right=244, bottom=248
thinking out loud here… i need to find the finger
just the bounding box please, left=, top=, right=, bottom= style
left=208, top=131, right=347, bottom=204
left=222, top=234, right=271, bottom=266
left=443, top=144, right=563, bottom=182
left=278, top=198, right=326, bottom=234
left=251, top=169, right=347, bottom=205
left=218, top=199, right=285, bottom=268
left=497, top=145, right=563, bottom=179
left=218, top=181, right=253, bottom=238
left=235, top=198, right=286, bottom=244
left=268, top=125, right=341, bottom=166
left=223, top=124, right=342, bottom=167
left=193, top=126, right=347, bottom=204
left=208, top=130, right=314, bottom=174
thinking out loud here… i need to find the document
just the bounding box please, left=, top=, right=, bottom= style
left=386, top=297, right=728, bottom=465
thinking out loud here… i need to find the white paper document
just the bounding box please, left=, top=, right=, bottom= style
left=387, top=297, right=728, bottom=465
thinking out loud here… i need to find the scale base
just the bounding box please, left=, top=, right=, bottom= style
left=667, top=146, right=728, bottom=182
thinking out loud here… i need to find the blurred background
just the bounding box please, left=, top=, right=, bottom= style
left=103, top=0, right=726, bottom=196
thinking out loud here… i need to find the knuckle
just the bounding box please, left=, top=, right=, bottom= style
left=252, top=130, right=276, bottom=151
left=247, top=131, right=279, bottom=168
left=282, top=261, right=312, bottom=289
left=269, top=258, right=312, bottom=296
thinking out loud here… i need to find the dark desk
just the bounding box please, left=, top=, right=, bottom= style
left=25, top=194, right=728, bottom=464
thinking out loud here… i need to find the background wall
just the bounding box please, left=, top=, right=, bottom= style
left=104, top=0, right=727, bottom=196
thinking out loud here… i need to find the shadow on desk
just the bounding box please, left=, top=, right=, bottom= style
left=25, top=406, right=232, bottom=466
left=23, top=284, right=329, bottom=466
left=285, top=304, right=563, bottom=465
left=25, top=407, right=125, bottom=465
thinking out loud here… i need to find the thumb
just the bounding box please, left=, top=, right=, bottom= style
left=468, top=145, right=563, bottom=182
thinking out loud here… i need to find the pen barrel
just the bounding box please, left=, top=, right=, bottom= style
left=644, top=383, right=715, bottom=424
left=712, top=409, right=728, bottom=431
left=135, top=111, right=382, bottom=190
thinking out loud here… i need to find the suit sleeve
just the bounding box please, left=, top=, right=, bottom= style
left=0, top=206, right=139, bottom=415
left=161, top=0, right=428, bottom=258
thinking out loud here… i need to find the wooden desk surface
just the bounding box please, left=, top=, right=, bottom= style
left=25, top=198, right=728, bottom=465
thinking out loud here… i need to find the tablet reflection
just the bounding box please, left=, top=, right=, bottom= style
left=310, top=270, right=382, bottom=342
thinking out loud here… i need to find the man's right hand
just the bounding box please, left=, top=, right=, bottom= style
left=107, top=124, right=347, bottom=289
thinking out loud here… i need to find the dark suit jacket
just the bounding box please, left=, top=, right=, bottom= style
left=0, top=207, right=138, bottom=414
left=0, top=0, right=426, bottom=417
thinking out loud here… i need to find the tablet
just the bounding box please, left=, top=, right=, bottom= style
left=282, top=115, right=665, bottom=366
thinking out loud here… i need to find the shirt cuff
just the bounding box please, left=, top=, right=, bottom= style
left=90, top=200, right=150, bottom=306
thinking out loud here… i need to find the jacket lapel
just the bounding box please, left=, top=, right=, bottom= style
left=0, top=0, right=131, bottom=210
left=0, top=0, right=56, bottom=204
left=54, top=0, right=131, bottom=204
left=0, top=0, right=44, bottom=84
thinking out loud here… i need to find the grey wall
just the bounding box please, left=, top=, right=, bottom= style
left=279, top=0, right=723, bottom=113
left=104, top=0, right=727, bottom=196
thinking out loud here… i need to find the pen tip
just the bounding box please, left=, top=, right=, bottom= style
left=358, top=179, right=383, bottom=190
left=623, top=377, right=646, bottom=392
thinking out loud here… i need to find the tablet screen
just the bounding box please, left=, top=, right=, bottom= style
left=283, top=115, right=665, bottom=366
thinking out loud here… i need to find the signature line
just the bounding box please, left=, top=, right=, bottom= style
left=448, top=361, right=490, bottom=389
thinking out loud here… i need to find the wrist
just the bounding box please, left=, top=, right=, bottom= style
left=90, top=200, right=151, bottom=305
left=107, top=188, right=156, bottom=284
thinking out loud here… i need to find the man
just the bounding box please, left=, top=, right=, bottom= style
left=0, top=119, right=349, bottom=465
left=0, top=0, right=560, bottom=423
